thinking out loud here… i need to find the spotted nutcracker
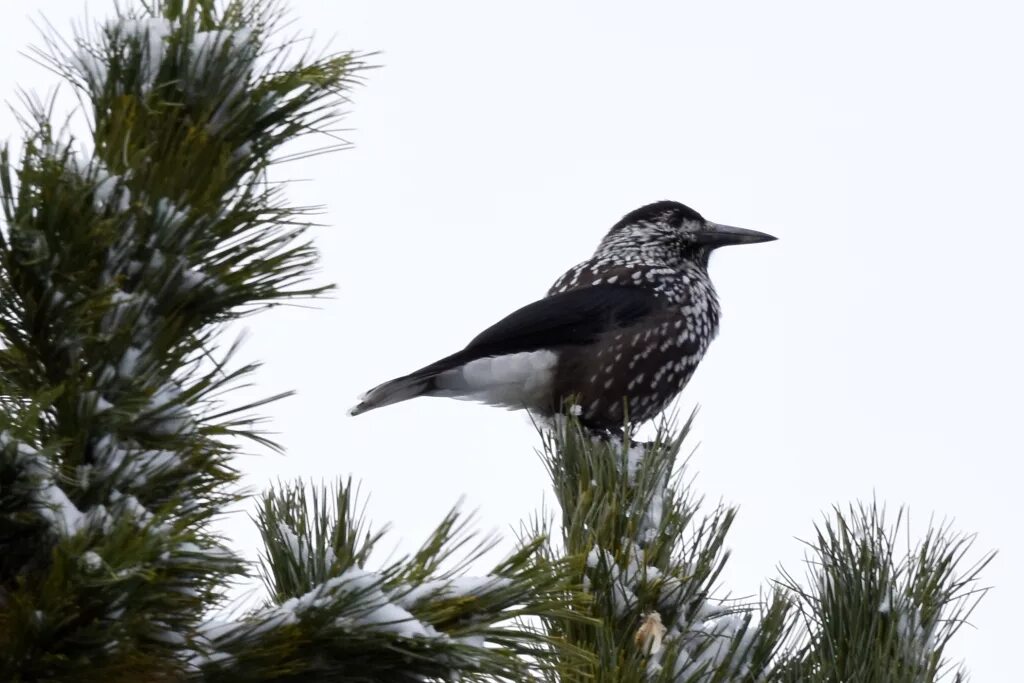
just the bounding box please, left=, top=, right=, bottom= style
left=349, top=200, right=776, bottom=430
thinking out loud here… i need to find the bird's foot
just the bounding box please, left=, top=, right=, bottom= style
left=586, top=427, right=654, bottom=451
left=582, top=424, right=625, bottom=442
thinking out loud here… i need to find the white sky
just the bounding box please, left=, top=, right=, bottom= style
left=2, top=1, right=1022, bottom=679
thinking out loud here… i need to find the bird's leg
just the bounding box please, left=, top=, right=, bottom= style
left=583, top=425, right=625, bottom=443
left=581, top=421, right=656, bottom=449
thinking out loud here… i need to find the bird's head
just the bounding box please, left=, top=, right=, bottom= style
left=599, top=200, right=776, bottom=268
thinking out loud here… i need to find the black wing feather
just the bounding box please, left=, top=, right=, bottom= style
left=411, top=284, right=661, bottom=378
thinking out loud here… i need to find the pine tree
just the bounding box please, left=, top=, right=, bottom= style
left=0, top=2, right=573, bottom=680
left=0, top=1, right=994, bottom=681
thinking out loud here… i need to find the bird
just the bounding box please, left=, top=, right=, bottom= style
left=349, top=200, right=775, bottom=430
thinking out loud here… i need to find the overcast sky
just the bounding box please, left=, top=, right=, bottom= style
left=2, top=1, right=1022, bottom=678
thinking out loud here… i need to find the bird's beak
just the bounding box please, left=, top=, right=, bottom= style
left=694, top=222, right=777, bottom=248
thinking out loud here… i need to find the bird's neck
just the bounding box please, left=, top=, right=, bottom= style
left=680, top=262, right=721, bottom=331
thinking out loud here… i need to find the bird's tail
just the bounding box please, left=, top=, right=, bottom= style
left=348, top=373, right=433, bottom=416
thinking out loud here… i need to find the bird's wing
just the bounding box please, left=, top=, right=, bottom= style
left=413, top=284, right=662, bottom=376
left=467, top=284, right=659, bottom=353
left=349, top=284, right=661, bottom=415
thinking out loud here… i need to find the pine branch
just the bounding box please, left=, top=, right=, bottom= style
left=534, top=413, right=993, bottom=683
left=536, top=414, right=795, bottom=682
left=0, top=1, right=366, bottom=679
left=771, top=502, right=995, bottom=682
left=188, top=479, right=582, bottom=682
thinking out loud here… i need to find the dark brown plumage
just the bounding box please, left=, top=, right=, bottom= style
left=350, top=200, right=775, bottom=430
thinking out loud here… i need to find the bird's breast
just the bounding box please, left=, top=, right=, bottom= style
left=542, top=261, right=722, bottom=427
left=552, top=306, right=714, bottom=426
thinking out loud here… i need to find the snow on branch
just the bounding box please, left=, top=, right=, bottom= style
left=776, top=501, right=995, bottom=680
left=0, top=1, right=367, bottom=679
left=537, top=414, right=792, bottom=680
left=188, top=478, right=572, bottom=681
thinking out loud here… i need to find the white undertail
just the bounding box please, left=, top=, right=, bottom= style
left=348, top=350, right=558, bottom=416
left=432, top=350, right=558, bottom=409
